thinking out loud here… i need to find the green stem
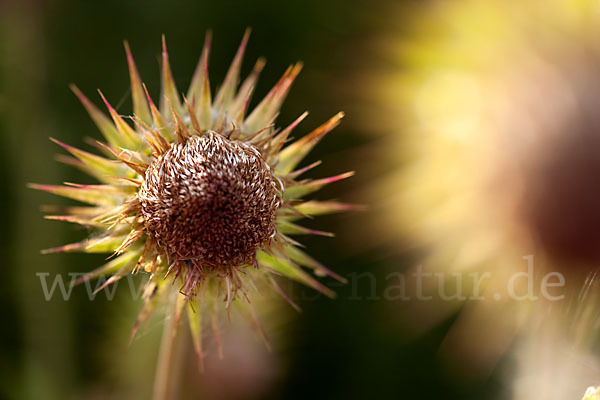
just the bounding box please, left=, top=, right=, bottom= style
left=152, top=289, right=180, bottom=400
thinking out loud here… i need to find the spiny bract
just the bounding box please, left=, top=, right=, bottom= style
left=33, top=30, right=354, bottom=369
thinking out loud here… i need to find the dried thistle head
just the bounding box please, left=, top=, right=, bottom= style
left=33, top=30, right=354, bottom=369
left=139, top=132, right=281, bottom=271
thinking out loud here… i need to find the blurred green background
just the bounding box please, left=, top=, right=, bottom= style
left=0, top=1, right=509, bottom=399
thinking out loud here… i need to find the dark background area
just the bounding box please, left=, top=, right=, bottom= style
left=0, top=1, right=508, bottom=399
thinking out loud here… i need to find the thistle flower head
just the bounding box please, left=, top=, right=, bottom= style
left=139, top=132, right=282, bottom=271
left=33, top=30, right=353, bottom=368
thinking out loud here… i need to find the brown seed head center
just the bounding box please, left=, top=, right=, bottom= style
left=139, top=132, right=281, bottom=268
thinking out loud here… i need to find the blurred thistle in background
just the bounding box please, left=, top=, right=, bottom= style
left=366, top=0, right=600, bottom=396
left=584, top=386, right=600, bottom=400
